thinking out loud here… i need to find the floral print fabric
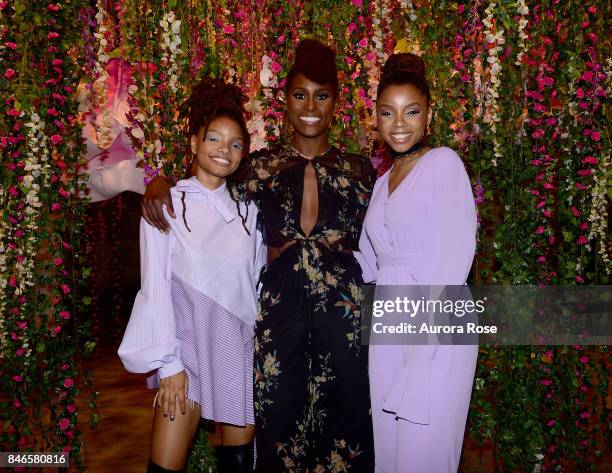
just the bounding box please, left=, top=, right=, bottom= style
left=231, top=145, right=375, bottom=472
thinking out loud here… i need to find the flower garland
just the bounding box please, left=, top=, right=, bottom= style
left=159, top=11, right=182, bottom=94
left=482, top=1, right=504, bottom=166
left=515, top=0, right=529, bottom=66
left=91, top=0, right=113, bottom=148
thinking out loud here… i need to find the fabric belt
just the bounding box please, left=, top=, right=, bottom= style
left=377, top=252, right=423, bottom=268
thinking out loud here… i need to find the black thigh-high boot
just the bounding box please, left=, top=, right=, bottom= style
left=146, top=460, right=185, bottom=473
left=215, top=443, right=254, bottom=473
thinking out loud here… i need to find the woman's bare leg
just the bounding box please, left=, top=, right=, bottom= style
left=150, top=401, right=201, bottom=470
left=220, top=424, right=255, bottom=446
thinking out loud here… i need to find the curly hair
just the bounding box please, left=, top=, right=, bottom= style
left=180, top=76, right=252, bottom=235
left=377, top=53, right=430, bottom=105
left=285, top=38, right=339, bottom=96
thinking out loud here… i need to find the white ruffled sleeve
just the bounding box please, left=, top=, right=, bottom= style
left=118, top=216, right=184, bottom=379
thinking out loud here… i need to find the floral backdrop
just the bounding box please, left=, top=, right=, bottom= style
left=0, top=0, right=609, bottom=471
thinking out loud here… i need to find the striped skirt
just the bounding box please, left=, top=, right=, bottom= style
left=148, top=274, right=255, bottom=427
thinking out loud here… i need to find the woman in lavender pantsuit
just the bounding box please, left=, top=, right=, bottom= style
left=356, top=54, right=478, bottom=472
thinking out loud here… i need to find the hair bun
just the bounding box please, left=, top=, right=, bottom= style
left=294, top=38, right=336, bottom=71
left=382, top=53, right=425, bottom=80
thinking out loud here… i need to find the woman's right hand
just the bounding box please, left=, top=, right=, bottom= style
left=141, top=176, right=174, bottom=232
left=157, top=370, right=188, bottom=421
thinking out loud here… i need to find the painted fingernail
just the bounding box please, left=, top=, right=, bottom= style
left=170, top=415, right=175, bottom=421
left=163, top=411, right=168, bottom=417
left=181, top=411, right=186, bottom=415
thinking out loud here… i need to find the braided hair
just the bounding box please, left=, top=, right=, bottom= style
left=180, top=76, right=252, bottom=234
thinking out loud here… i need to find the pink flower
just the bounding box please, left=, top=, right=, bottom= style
left=12, top=375, right=23, bottom=382
left=576, top=88, right=585, bottom=98
left=537, top=256, right=546, bottom=263
left=58, top=418, right=70, bottom=431
left=577, top=168, right=591, bottom=177
left=0, top=2, right=7, bottom=10
left=548, top=236, right=555, bottom=245
left=457, top=4, right=465, bottom=14
left=67, top=404, right=76, bottom=413
left=6, top=41, right=16, bottom=49
left=348, top=22, right=358, bottom=34
left=233, top=9, right=247, bottom=21
left=536, top=200, right=546, bottom=209
left=4, top=68, right=15, bottom=79
left=535, top=226, right=545, bottom=234
left=588, top=5, right=597, bottom=13
left=576, top=235, right=587, bottom=245
left=358, top=38, right=368, bottom=48
left=16, top=348, right=26, bottom=356
left=575, top=274, right=584, bottom=283
left=60, top=284, right=71, bottom=295
left=276, top=35, right=285, bottom=44
left=579, top=411, right=590, bottom=419
left=222, top=24, right=235, bottom=35
left=579, top=222, right=589, bottom=231
left=534, top=103, right=547, bottom=113
left=579, top=355, right=589, bottom=364
left=543, top=182, right=554, bottom=190
left=63, top=378, right=74, bottom=388
left=270, top=62, right=281, bottom=74
left=58, top=187, right=69, bottom=197
left=571, top=206, right=581, bottom=217
left=547, top=419, right=556, bottom=427
left=50, top=134, right=63, bottom=144
left=531, top=129, right=545, bottom=139
left=51, top=202, right=61, bottom=211
left=580, top=384, right=590, bottom=392
left=591, top=131, right=601, bottom=141
left=59, top=311, right=70, bottom=320
left=47, top=3, right=60, bottom=11
left=352, top=0, right=363, bottom=6
left=47, top=32, right=60, bottom=39
left=17, top=321, right=27, bottom=329
left=53, top=325, right=62, bottom=335
left=7, top=108, right=20, bottom=116
left=542, top=210, right=552, bottom=218
left=52, top=59, right=63, bottom=66
left=540, top=379, right=553, bottom=386
left=54, top=257, right=63, bottom=266
left=582, top=156, right=598, bottom=165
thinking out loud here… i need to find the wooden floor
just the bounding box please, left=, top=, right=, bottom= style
left=76, top=342, right=611, bottom=473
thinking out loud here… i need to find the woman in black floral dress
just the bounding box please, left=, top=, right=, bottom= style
left=143, top=39, right=375, bottom=472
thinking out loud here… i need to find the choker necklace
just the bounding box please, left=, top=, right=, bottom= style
left=390, top=140, right=423, bottom=162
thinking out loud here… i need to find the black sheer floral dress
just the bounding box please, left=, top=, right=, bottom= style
left=230, top=145, right=375, bottom=472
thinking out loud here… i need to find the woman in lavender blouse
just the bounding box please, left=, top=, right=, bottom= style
left=356, top=54, right=478, bottom=472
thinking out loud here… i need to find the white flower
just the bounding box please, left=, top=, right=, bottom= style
left=131, top=127, right=144, bottom=139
